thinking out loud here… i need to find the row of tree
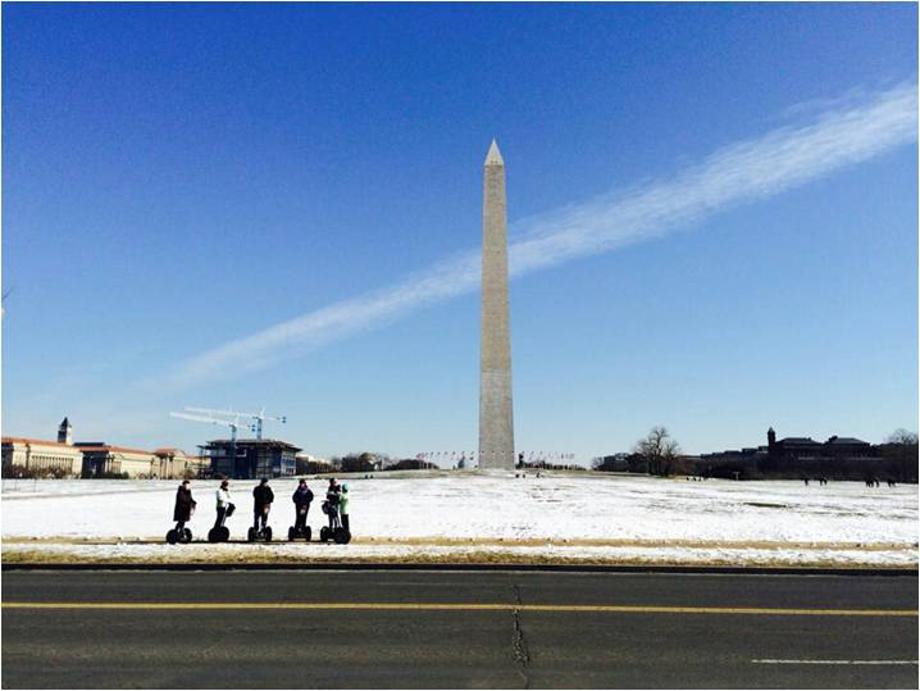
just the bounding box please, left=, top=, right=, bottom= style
left=592, top=426, right=683, bottom=476
left=325, top=452, right=439, bottom=474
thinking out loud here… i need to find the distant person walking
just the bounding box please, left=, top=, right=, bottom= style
left=214, top=479, right=233, bottom=529
left=172, top=480, right=196, bottom=533
left=292, top=479, right=313, bottom=533
left=253, top=478, right=274, bottom=532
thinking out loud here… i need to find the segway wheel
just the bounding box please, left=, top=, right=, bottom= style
left=288, top=527, right=295, bottom=541
left=247, top=527, right=256, bottom=542
left=208, top=528, right=219, bottom=543
left=304, top=526, right=312, bottom=542
left=166, top=529, right=178, bottom=545
left=182, top=528, right=193, bottom=544
left=218, top=526, right=230, bottom=542
left=319, top=526, right=330, bottom=543
left=333, top=527, right=350, bottom=544
left=264, top=526, right=272, bottom=542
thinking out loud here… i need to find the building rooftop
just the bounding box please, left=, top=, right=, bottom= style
left=2, top=437, right=77, bottom=449
left=204, top=438, right=301, bottom=451
left=153, top=447, right=187, bottom=456
left=75, top=443, right=153, bottom=455
left=826, top=436, right=869, bottom=445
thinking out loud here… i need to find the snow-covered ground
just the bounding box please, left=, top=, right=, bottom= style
left=2, top=473, right=917, bottom=567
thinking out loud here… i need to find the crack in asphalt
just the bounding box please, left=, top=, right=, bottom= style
left=511, top=583, right=531, bottom=688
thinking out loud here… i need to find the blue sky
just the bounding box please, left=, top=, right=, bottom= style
left=3, top=2, right=917, bottom=462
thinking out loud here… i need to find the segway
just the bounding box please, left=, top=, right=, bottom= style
left=319, top=501, right=351, bottom=544
left=208, top=503, right=235, bottom=543
left=167, top=497, right=196, bottom=544
left=247, top=523, right=273, bottom=542
left=333, top=524, right=351, bottom=544
left=247, top=506, right=273, bottom=542
left=166, top=525, right=192, bottom=545
left=288, top=505, right=312, bottom=541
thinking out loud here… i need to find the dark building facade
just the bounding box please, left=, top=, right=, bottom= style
left=762, top=428, right=879, bottom=477
left=202, top=439, right=300, bottom=479
left=694, top=446, right=767, bottom=479
left=696, top=428, right=890, bottom=480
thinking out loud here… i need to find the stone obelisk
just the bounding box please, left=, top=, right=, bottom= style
left=479, top=139, right=515, bottom=471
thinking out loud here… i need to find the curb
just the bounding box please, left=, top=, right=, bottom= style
left=2, top=562, right=916, bottom=576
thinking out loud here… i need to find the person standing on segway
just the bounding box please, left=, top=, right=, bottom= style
left=252, top=478, right=274, bottom=534
left=214, top=479, right=232, bottom=530
left=292, top=479, right=313, bottom=533
left=339, top=483, right=350, bottom=534
left=173, top=480, right=196, bottom=534
left=321, top=478, right=341, bottom=540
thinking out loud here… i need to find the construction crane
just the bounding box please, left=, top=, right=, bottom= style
left=169, top=411, right=249, bottom=477
left=170, top=411, right=247, bottom=439
left=184, top=406, right=286, bottom=440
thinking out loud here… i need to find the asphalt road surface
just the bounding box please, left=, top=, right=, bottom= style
left=2, top=569, right=917, bottom=689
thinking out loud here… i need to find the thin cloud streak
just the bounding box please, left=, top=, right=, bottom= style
left=163, top=82, right=917, bottom=388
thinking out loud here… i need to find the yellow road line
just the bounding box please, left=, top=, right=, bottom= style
left=1, top=602, right=916, bottom=617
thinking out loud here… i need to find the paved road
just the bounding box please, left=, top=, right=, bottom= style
left=2, top=569, right=916, bottom=688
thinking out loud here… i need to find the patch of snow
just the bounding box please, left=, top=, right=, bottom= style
left=2, top=475, right=917, bottom=566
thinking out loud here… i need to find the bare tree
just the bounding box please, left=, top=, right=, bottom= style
left=634, top=426, right=680, bottom=476
left=887, top=429, right=918, bottom=446
left=883, top=429, right=918, bottom=483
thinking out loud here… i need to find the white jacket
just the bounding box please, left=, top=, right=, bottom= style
left=216, top=487, right=232, bottom=508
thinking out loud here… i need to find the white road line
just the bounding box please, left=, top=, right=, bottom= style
left=752, top=659, right=918, bottom=665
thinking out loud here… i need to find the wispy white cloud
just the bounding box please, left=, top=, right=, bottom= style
left=162, top=81, right=918, bottom=389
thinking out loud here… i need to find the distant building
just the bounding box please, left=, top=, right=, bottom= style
left=695, top=428, right=885, bottom=480
left=3, top=417, right=85, bottom=477
left=764, top=429, right=879, bottom=475
left=185, top=454, right=211, bottom=477
left=3, top=418, right=226, bottom=479
left=595, top=453, right=632, bottom=472
left=295, top=452, right=333, bottom=475
left=152, top=448, right=187, bottom=478
left=2, top=437, right=84, bottom=477
left=696, top=446, right=767, bottom=479
left=295, top=452, right=329, bottom=466
left=151, top=448, right=210, bottom=479
left=202, top=438, right=300, bottom=479
left=76, top=443, right=156, bottom=478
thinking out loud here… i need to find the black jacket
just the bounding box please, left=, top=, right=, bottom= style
left=253, top=484, right=275, bottom=510
left=173, top=486, right=196, bottom=522
left=292, top=486, right=314, bottom=507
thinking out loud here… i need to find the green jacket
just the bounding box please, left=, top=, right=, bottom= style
left=339, top=493, right=350, bottom=514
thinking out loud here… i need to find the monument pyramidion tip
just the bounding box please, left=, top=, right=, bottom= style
left=485, top=138, right=504, bottom=166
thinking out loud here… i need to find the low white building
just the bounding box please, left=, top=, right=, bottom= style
left=1, top=437, right=85, bottom=477
left=77, top=444, right=157, bottom=478
left=150, top=449, right=211, bottom=479
left=3, top=418, right=209, bottom=480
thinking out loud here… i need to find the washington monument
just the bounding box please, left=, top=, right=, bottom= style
left=479, top=139, right=515, bottom=470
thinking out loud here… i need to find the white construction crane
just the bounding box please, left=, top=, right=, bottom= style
left=169, top=411, right=247, bottom=440
left=184, top=406, right=286, bottom=440
left=169, top=410, right=251, bottom=477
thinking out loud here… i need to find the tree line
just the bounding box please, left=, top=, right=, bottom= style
left=593, top=426, right=919, bottom=482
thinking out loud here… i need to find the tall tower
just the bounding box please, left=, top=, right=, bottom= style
left=57, top=417, right=73, bottom=445
left=479, top=139, right=515, bottom=470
